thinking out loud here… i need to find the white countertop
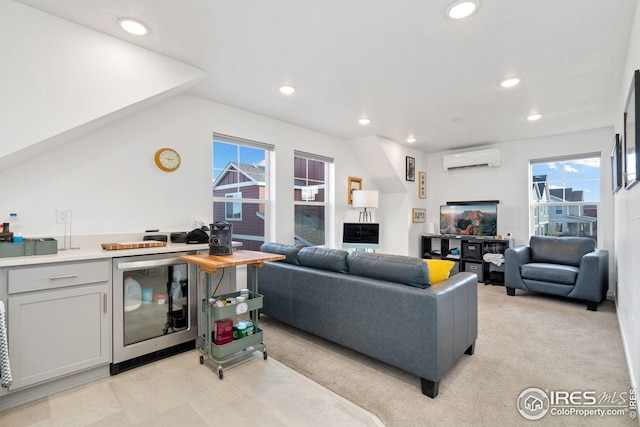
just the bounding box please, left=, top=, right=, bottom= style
left=0, top=233, right=212, bottom=267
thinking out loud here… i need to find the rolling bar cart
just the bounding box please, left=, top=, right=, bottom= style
left=179, top=250, right=285, bottom=379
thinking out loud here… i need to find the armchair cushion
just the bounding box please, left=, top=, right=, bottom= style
left=529, top=236, right=595, bottom=267
left=520, top=263, right=579, bottom=285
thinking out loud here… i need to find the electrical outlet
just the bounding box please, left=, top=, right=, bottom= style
left=56, top=209, right=67, bottom=224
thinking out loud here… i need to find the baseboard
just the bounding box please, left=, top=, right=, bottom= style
left=0, top=365, right=110, bottom=412
left=614, top=298, right=638, bottom=394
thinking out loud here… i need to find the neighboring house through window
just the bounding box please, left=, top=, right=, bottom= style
left=212, top=133, right=273, bottom=251
left=530, top=154, right=600, bottom=242
left=294, top=151, right=332, bottom=246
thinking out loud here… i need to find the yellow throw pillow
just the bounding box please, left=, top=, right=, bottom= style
left=424, top=259, right=455, bottom=284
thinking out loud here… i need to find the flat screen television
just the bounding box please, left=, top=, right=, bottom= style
left=440, top=204, right=497, bottom=237
left=343, top=223, right=380, bottom=244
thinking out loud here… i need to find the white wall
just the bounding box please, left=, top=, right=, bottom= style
left=425, top=127, right=616, bottom=282
left=350, top=136, right=429, bottom=256
left=0, top=0, right=204, bottom=168
left=614, top=0, right=640, bottom=393
left=0, top=94, right=370, bottom=245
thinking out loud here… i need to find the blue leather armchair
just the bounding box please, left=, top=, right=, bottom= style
left=505, top=236, right=608, bottom=311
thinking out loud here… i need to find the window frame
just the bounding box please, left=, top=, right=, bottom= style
left=293, top=151, right=333, bottom=247
left=224, top=192, right=242, bottom=221
left=529, top=154, right=601, bottom=242
left=212, top=133, right=274, bottom=249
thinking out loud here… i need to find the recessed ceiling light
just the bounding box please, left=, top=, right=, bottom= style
left=406, top=137, right=417, bottom=143
left=527, top=113, right=542, bottom=121
left=118, top=18, right=149, bottom=35
left=500, top=78, right=521, bottom=88
left=446, top=0, right=479, bottom=19
left=279, top=86, right=296, bottom=95
left=358, top=118, right=372, bottom=126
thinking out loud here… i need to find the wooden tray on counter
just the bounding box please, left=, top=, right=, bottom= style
left=101, top=241, right=167, bottom=250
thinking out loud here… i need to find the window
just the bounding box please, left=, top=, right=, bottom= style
left=212, top=134, right=273, bottom=251
left=294, top=152, right=332, bottom=246
left=530, top=155, right=600, bottom=242
left=225, top=192, right=242, bottom=220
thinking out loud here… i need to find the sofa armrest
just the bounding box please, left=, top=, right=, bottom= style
left=569, top=249, right=609, bottom=302
left=504, top=245, right=530, bottom=289
left=429, top=272, right=478, bottom=379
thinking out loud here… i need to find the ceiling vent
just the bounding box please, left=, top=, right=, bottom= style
left=443, top=147, right=501, bottom=171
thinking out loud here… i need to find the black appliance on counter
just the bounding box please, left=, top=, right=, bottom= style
left=209, top=221, right=233, bottom=255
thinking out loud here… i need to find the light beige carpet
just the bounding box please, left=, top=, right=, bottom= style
left=260, top=284, right=636, bottom=427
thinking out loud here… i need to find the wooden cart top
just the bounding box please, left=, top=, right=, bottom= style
left=179, top=250, right=285, bottom=274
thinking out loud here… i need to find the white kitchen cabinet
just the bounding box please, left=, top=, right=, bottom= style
left=7, top=260, right=110, bottom=390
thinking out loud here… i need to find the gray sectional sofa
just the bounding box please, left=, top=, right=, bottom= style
left=249, top=243, right=478, bottom=398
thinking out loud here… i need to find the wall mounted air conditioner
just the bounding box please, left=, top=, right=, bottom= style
left=442, top=147, right=501, bottom=171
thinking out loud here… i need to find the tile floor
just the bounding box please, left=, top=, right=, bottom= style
left=0, top=350, right=384, bottom=427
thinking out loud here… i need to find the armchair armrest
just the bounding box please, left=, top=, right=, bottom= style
left=569, top=249, right=609, bottom=302
left=505, top=245, right=531, bottom=290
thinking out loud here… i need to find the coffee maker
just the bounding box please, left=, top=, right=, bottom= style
left=209, top=221, right=233, bottom=255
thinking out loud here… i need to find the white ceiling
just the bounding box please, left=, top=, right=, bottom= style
left=16, top=0, right=638, bottom=153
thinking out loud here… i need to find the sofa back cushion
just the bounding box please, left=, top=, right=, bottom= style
left=260, top=242, right=306, bottom=265
left=298, top=247, right=350, bottom=273
left=529, top=236, right=595, bottom=267
left=346, top=252, right=431, bottom=288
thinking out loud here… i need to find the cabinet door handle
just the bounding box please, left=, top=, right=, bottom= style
left=103, top=293, right=108, bottom=313
left=48, top=274, right=79, bottom=280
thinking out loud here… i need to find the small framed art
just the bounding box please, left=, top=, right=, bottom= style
left=412, top=208, right=426, bottom=223
left=406, top=156, right=415, bottom=181
left=418, top=171, right=426, bottom=199
left=348, top=176, right=362, bottom=204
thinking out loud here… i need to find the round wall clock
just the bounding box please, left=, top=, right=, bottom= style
left=154, top=148, right=181, bottom=172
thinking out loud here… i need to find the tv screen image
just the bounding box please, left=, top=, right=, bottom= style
left=440, top=204, right=497, bottom=237
left=343, top=223, right=380, bottom=244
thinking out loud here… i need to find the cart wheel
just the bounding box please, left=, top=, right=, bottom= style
left=199, top=355, right=204, bottom=365
left=263, top=350, right=268, bottom=360
left=218, top=367, right=223, bottom=380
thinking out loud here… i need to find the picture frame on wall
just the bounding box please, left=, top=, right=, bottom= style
left=624, top=69, right=640, bottom=190
left=611, top=133, right=622, bottom=193
left=348, top=176, right=362, bottom=204
left=412, top=208, right=426, bottom=223
left=406, top=156, right=415, bottom=181
left=418, top=171, right=427, bottom=199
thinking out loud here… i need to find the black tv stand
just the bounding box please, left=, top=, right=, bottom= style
left=420, top=234, right=513, bottom=285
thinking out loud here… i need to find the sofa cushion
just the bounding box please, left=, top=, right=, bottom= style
left=529, top=236, right=595, bottom=267
left=424, top=259, right=455, bottom=284
left=520, top=263, right=579, bottom=285
left=260, top=242, right=306, bottom=265
left=347, top=252, right=431, bottom=288
left=298, top=247, right=349, bottom=273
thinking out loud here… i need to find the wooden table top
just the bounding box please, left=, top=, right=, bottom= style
left=179, top=250, right=285, bottom=274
